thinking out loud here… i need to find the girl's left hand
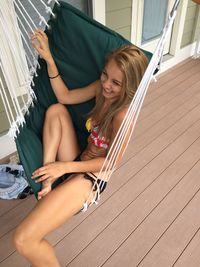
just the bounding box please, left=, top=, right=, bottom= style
left=32, top=161, right=67, bottom=183
left=31, top=29, right=53, bottom=63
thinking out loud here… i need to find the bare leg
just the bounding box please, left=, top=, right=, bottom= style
left=43, top=103, right=80, bottom=163
left=14, top=174, right=95, bottom=267
left=39, top=103, right=80, bottom=199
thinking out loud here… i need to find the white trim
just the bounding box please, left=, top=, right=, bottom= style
left=157, top=42, right=197, bottom=74
left=92, top=0, right=105, bottom=25
left=193, top=5, right=200, bottom=58
left=131, top=0, right=139, bottom=44
left=193, top=5, right=200, bottom=39
left=0, top=135, right=16, bottom=159
left=169, top=0, right=188, bottom=56
left=131, top=0, right=174, bottom=54
left=131, top=0, right=143, bottom=45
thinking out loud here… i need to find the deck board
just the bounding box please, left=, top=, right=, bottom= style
left=147, top=58, right=199, bottom=90
left=65, top=121, right=200, bottom=267
left=123, top=80, right=200, bottom=163
left=103, top=158, right=200, bottom=267
left=138, top=173, right=200, bottom=267
left=173, top=229, right=200, bottom=267
left=134, top=73, right=200, bottom=137
left=0, top=58, right=200, bottom=267
left=140, top=64, right=200, bottom=119
left=0, top=197, right=36, bottom=238
left=0, top=198, right=25, bottom=217
left=143, top=58, right=200, bottom=99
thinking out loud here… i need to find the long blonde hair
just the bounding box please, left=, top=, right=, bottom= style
left=89, top=45, right=149, bottom=139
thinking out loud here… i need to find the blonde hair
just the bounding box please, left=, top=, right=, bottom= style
left=89, top=45, right=149, bottom=138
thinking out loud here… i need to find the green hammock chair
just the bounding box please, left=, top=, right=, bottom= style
left=15, top=1, right=153, bottom=198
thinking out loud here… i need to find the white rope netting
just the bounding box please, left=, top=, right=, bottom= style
left=0, top=0, right=181, bottom=210
left=0, top=0, right=59, bottom=138
left=83, top=0, right=181, bottom=210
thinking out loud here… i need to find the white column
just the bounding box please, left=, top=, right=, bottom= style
left=169, top=0, right=188, bottom=56
left=92, top=0, right=106, bottom=25
left=193, top=5, right=200, bottom=58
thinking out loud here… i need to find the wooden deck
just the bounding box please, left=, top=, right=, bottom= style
left=1, top=58, right=200, bottom=267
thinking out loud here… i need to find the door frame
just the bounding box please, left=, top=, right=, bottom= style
left=131, top=0, right=175, bottom=54
left=130, top=0, right=199, bottom=72
left=92, top=0, right=105, bottom=25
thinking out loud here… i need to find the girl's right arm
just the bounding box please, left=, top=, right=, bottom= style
left=31, top=30, right=100, bottom=104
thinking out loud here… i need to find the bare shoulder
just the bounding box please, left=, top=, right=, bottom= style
left=112, top=107, right=129, bottom=129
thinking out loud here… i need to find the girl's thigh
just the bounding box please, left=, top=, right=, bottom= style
left=15, top=174, right=94, bottom=240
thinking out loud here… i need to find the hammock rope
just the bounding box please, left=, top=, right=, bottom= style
left=38, top=0, right=56, bottom=18
left=0, top=0, right=181, bottom=210
left=0, top=0, right=55, bottom=138
left=15, top=0, right=37, bottom=33
left=84, top=0, right=181, bottom=209
left=0, top=13, right=32, bottom=131
left=26, top=0, right=50, bottom=28
left=0, top=6, right=33, bottom=92
left=16, top=14, right=40, bottom=70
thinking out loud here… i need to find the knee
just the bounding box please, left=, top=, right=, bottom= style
left=45, top=103, right=68, bottom=119
left=13, top=226, right=33, bottom=255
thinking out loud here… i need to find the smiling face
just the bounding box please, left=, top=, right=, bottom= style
left=89, top=45, right=148, bottom=138
left=100, top=59, right=124, bottom=102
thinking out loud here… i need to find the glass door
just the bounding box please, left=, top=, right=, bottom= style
left=60, top=0, right=92, bottom=15
left=132, top=0, right=174, bottom=54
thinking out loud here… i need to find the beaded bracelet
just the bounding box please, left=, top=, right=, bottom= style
left=48, top=73, right=60, bottom=79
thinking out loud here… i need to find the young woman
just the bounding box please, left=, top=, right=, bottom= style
left=14, top=30, right=148, bottom=267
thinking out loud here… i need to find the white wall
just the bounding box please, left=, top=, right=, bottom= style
left=0, top=135, right=16, bottom=159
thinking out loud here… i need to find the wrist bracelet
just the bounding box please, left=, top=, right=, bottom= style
left=48, top=73, right=60, bottom=79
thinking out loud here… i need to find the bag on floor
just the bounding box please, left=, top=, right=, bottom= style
left=0, top=164, right=33, bottom=200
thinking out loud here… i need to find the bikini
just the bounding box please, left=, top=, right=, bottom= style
left=80, top=118, right=109, bottom=212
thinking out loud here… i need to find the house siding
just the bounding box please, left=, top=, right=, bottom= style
left=106, top=0, right=132, bottom=40
left=181, top=0, right=199, bottom=48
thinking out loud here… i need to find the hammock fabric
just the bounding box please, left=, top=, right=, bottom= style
left=15, top=1, right=152, bottom=198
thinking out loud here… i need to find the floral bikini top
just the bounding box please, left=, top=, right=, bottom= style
left=85, top=118, right=109, bottom=150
